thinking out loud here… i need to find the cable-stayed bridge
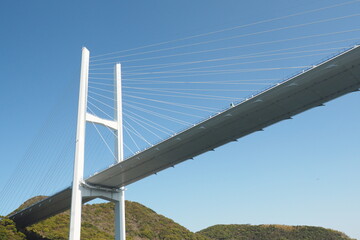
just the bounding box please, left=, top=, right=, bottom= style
left=8, top=45, right=360, bottom=236
left=2, top=2, right=360, bottom=239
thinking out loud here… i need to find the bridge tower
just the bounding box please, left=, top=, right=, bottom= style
left=69, top=47, right=126, bottom=240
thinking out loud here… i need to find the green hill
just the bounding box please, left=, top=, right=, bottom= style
left=198, top=224, right=355, bottom=240
left=0, top=217, right=26, bottom=240
left=20, top=198, right=209, bottom=240
left=5, top=197, right=356, bottom=240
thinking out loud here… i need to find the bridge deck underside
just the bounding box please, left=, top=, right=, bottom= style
left=10, top=46, right=360, bottom=228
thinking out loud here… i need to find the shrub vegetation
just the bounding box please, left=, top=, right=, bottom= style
left=197, top=224, right=355, bottom=240
left=6, top=197, right=355, bottom=240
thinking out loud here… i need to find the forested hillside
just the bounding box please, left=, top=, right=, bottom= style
left=198, top=224, right=355, bottom=240
left=3, top=197, right=355, bottom=240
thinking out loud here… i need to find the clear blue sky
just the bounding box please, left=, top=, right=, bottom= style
left=0, top=0, right=359, bottom=239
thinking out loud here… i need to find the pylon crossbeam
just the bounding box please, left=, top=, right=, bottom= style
left=86, top=112, right=118, bottom=130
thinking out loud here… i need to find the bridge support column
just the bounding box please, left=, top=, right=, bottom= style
left=69, top=47, right=89, bottom=240
left=115, top=187, right=126, bottom=240
left=114, top=63, right=126, bottom=240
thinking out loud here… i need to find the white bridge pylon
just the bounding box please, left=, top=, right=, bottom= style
left=69, top=47, right=126, bottom=240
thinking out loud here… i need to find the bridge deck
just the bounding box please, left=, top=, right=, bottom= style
left=10, top=46, right=360, bottom=228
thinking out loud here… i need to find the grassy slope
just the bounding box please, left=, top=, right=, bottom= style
left=25, top=201, right=209, bottom=240
left=0, top=217, right=26, bottom=240
left=10, top=197, right=356, bottom=240
left=198, top=224, right=355, bottom=240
